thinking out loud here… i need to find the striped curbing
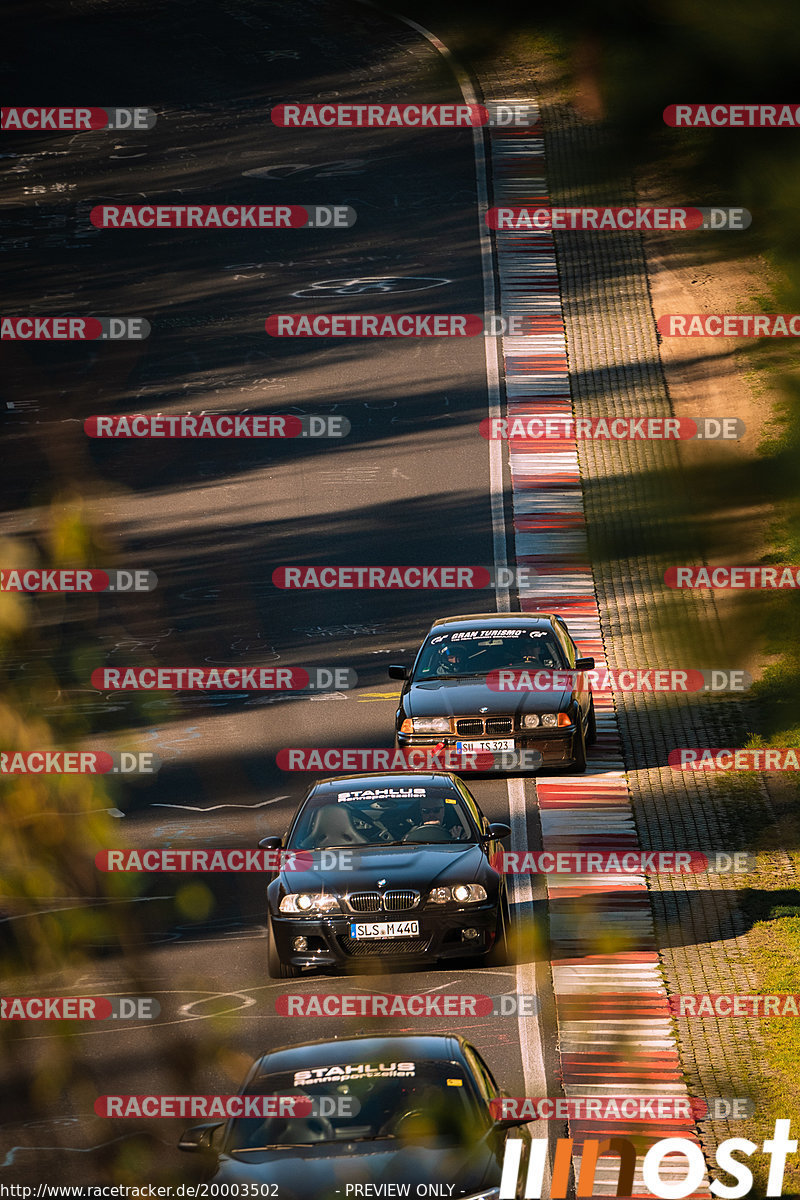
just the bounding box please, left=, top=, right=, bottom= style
left=488, top=106, right=710, bottom=1197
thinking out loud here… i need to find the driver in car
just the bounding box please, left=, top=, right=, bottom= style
left=403, top=796, right=462, bottom=843
left=434, top=642, right=467, bottom=676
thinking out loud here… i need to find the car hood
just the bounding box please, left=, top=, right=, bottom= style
left=406, top=678, right=572, bottom=716
left=211, top=1138, right=495, bottom=1197
left=277, top=843, right=488, bottom=895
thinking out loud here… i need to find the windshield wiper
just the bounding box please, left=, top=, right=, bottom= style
left=420, top=672, right=486, bottom=680
left=234, top=1135, right=395, bottom=1150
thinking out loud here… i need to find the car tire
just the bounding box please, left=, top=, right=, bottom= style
left=586, top=697, right=597, bottom=746
left=570, top=720, right=588, bottom=774
left=267, top=915, right=300, bottom=979
left=486, top=895, right=511, bottom=967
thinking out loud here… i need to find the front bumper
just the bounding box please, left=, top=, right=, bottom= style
left=270, top=901, right=499, bottom=970
left=395, top=729, right=577, bottom=768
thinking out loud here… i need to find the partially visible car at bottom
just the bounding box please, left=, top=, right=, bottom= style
left=179, top=1033, right=532, bottom=1199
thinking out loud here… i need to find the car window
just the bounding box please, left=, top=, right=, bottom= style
left=223, top=1061, right=482, bottom=1150
left=453, top=778, right=487, bottom=830
left=471, top=1049, right=501, bottom=1097
left=461, top=1047, right=499, bottom=1114
left=287, top=787, right=480, bottom=849
left=414, top=629, right=566, bottom=678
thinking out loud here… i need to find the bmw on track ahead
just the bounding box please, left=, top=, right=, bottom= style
left=261, top=773, right=512, bottom=976
left=178, top=1033, right=532, bottom=1198
left=392, top=612, right=596, bottom=773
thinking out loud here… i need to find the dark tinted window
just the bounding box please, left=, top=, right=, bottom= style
left=287, top=785, right=479, bottom=849
left=414, top=628, right=566, bottom=679
left=224, top=1061, right=481, bottom=1150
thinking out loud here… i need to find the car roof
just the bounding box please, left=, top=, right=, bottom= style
left=429, top=612, right=560, bottom=630
left=253, top=1034, right=467, bottom=1077
left=309, top=772, right=461, bottom=793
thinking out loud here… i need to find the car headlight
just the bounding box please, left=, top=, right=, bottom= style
left=427, top=884, right=488, bottom=904
left=522, top=712, right=572, bottom=729
left=279, top=893, right=342, bottom=914
left=401, top=716, right=451, bottom=734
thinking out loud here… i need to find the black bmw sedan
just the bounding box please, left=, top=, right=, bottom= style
left=261, top=772, right=511, bottom=977
left=178, top=1033, right=532, bottom=1199
left=391, top=613, right=596, bottom=773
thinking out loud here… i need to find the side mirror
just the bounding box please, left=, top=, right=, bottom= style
left=575, top=657, right=595, bottom=671
left=388, top=664, right=410, bottom=680
left=178, top=1122, right=224, bottom=1153
left=258, top=835, right=282, bottom=850
left=485, top=822, right=511, bottom=841
left=493, top=1115, right=533, bottom=1130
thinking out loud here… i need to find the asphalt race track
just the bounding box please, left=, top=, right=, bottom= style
left=1, top=0, right=563, bottom=1187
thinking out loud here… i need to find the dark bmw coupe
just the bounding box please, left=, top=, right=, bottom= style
left=178, top=1033, right=532, bottom=1199
left=391, top=612, right=596, bottom=773
left=261, top=772, right=511, bottom=977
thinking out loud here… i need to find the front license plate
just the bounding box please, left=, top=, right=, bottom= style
left=350, top=921, right=419, bottom=939
left=456, top=739, right=514, bottom=753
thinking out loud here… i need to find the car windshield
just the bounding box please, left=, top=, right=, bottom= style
left=414, top=627, right=566, bottom=679
left=225, top=1061, right=482, bottom=1150
left=287, top=786, right=479, bottom=849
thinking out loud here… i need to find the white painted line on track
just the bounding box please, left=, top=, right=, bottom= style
left=150, top=796, right=288, bottom=812
left=353, top=6, right=553, bottom=1190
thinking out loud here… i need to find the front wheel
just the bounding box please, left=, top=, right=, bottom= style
left=267, top=915, right=300, bottom=978
left=586, top=697, right=597, bottom=746
left=570, top=721, right=587, bottom=774
left=486, top=895, right=511, bottom=967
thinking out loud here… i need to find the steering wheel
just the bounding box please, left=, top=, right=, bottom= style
left=380, top=1109, right=428, bottom=1138
left=351, top=812, right=392, bottom=841
left=283, top=1115, right=335, bottom=1143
